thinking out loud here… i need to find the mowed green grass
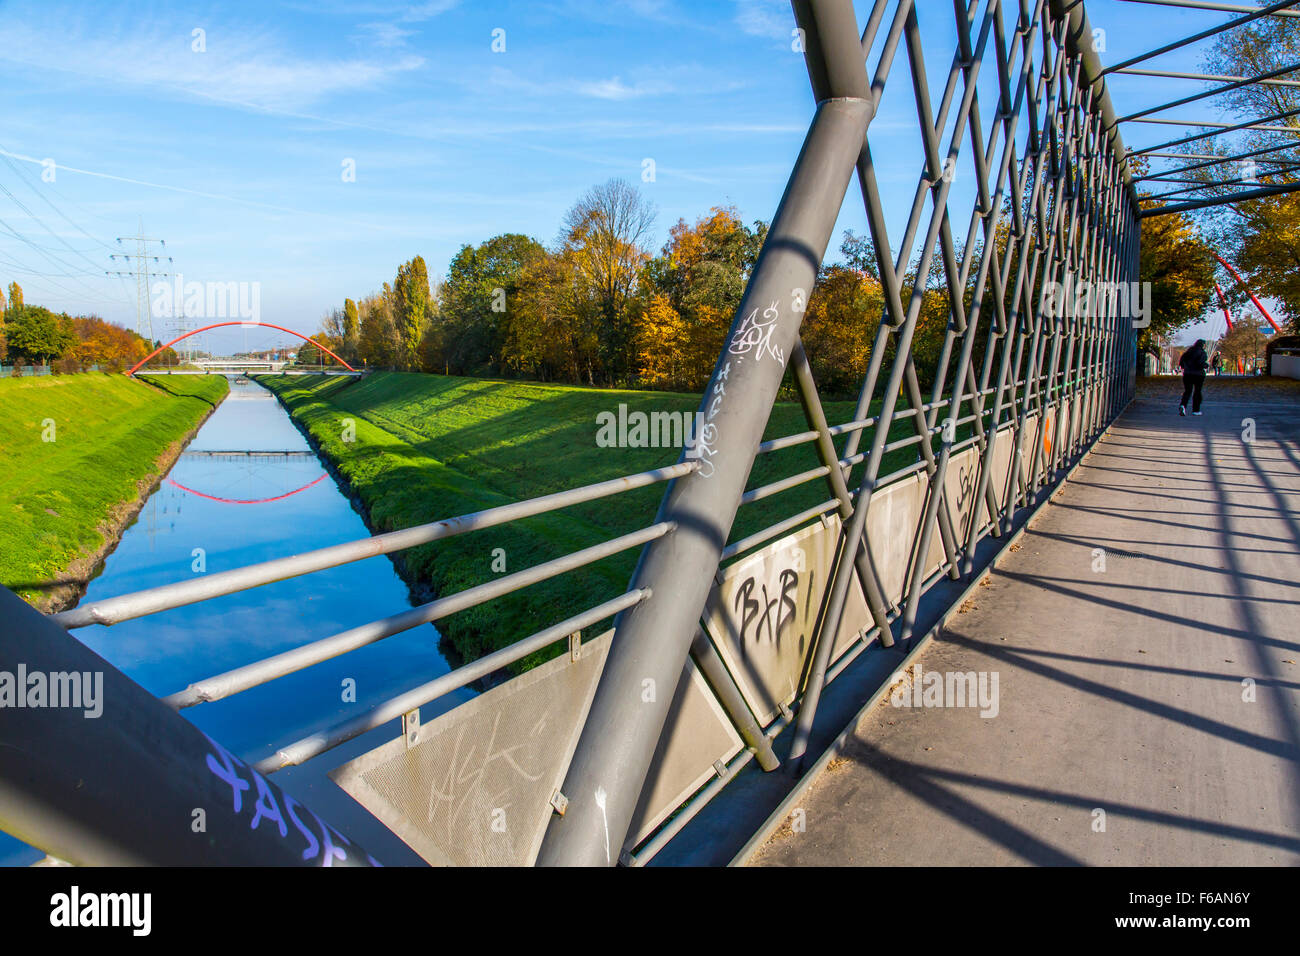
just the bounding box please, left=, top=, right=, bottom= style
left=259, top=371, right=933, bottom=669
left=0, top=373, right=228, bottom=605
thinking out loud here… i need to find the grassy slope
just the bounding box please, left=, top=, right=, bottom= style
left=260, top=371, right=929, bottom=669
left=0, top=373, right=229, bottom=605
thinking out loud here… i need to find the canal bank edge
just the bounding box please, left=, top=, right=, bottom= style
left=251, top=375, right=445, bottom=620
left=34, top=375, right=231, bottom=616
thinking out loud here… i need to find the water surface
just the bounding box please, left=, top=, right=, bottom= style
left=2, top=377, right=463, bottom=865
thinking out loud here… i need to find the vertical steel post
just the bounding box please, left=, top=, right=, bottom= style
left=689, top=629, right=779, bottom=772
left=537, top=0, right=874, bottom=866
left=790, top=338, right=894, bottom=641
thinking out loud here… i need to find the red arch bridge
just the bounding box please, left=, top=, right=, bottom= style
left=126, top=321, right=357, bottom=375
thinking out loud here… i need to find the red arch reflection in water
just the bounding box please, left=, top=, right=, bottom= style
left=168, top=472, right=328, bottom=505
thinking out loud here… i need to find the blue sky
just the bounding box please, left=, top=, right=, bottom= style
left=0, top=0, right=1263, bottom=354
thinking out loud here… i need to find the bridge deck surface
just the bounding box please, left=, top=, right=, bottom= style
left=753, top=381, right=1300, bottom=866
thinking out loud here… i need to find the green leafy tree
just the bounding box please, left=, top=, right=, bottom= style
left=5, top=305, right=76, bottom=364
left=343, top=297, right=360, bottom=363
left=395, top=256, right=432, bottom=371
left=297, top=341, right=322, bottom=365
left=1137, top=208, right=1215, bottom=350
left=437, top=234, right=547, bottom=375
left=357, top=291, right=396, bottom=368
left=562, top=179, right=657, bottom=382
left=634, top=206, right=766, bottom=390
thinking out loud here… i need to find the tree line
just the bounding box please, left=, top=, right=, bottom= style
left=0, top=281, right=174, bottom=371
left=310, top=178, right=1006, bottom=397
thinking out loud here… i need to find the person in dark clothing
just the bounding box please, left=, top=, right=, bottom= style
left=1212, top=351, right=1223, bottom=376
left=1178, top=339, right=1209, bottom=416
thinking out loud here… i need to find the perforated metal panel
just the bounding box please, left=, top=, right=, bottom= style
left=705, top=515, right=869, bottom=726
left=330, top=630, right=612, bottom=867
left=625, top=660, right=743, bottom=849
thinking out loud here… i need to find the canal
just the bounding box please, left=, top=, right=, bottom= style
left=1, top=376, right=464, bottom=865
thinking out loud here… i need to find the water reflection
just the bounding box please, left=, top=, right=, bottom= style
left=2, top=377, right=463, bottom=865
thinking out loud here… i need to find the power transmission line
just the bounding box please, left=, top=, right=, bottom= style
left=107, top=218, right=173, bottom=341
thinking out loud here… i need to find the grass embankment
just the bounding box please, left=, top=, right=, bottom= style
left=259, top=371, right=936, bottom=670
left=0, top=373, right=229, bottom=610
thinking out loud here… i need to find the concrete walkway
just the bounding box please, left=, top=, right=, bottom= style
left=754, top=383, right=1300, bottom=866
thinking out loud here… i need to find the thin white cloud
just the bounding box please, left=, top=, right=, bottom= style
left=358, top=22, right=417, bottom=48
left=399, top=0, right=461, bottom=21
left=0, top=14, right=425, bottom=113
left=734, top=0, right=792, bottom=41
left=488, top=64, right=746, bottom=101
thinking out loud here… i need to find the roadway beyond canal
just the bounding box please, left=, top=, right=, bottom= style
left=1, top=377, right=465, bottom=866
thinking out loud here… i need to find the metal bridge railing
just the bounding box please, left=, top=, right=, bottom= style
left=3, top=0, right=1199, bottom=867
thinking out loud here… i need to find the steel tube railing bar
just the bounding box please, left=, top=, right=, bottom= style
left=54, top=461, right=697, bottom=629
left=1127, top=116, right=1300, bottom=131
left=1140, top=161, right=1300, bottom=202
left=1136, top=140, right=1300, bottom=182
left=720, top=499, right=842, bottom=562
left=1114, top=59, right=1300, bottom=124
left=1140, top=146, right=1300, bottom=161
left=755, top=428, right=821, bottom=455
left=739, top=464, right=831, bottom=505
left=1100, top=0, right=1300, bottom=76
left=877, top=454, right=939, bottom=488
left=883, top=431, right=931, bottom=454
left=790, top=339, right=895, bottom=639
left=1129, top=104, right=1300, bottom=156
left=254, top=588, right=653, bottom=773
left=787, top=0, right=988, bottom=766
left=1144, top=161, right=1299, bottom=184
left=1117, top=0, right=1300, bottom=16
left=1141, top=177, right=1300, bottom=214
left=752, top=400, right=952, bottom=458
left=1113, top=66, right=1300, bottom=86
left=165, top=522, right=674, bottom=709
left=689, top=629, right=781, bottom=772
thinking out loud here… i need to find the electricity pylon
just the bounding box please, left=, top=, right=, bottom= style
left=107, top=218, right=173, bottom=343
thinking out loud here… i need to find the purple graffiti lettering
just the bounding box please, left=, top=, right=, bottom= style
left=311, top=809, right=352, bottom=867
left=249, top=771, right=289, bottom=838
left=283, top=793, right=321, bottom=862
left=204, top=737, right=251, bottom=814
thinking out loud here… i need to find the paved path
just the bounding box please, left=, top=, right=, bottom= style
left=754, top=385, right=1300, bottom=866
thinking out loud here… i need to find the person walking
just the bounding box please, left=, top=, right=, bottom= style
left=1212, top=350, right=1223, bottom=376
left=1178, top=339, right=1209, bottom=416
